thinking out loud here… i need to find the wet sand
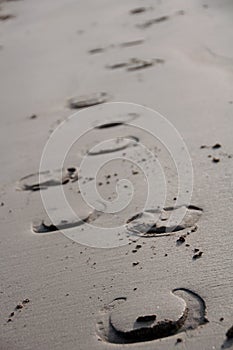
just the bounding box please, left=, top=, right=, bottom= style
left=0, top=0, right=233, bottom=349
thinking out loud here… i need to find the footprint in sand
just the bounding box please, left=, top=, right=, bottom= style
left=95, top=121, right=126, bottom=129
left=119, top=39, right=145, bottom=48
left=68, top=92, right=110, bottom=109
left=93, top=112, right=139, bottom=129
left=96, top=288, right=207, bottom=344
left=17, top=167, right=78, bottom=191
left=0, top=14, right=15, bottom=21
left=126, top=205, right=203, bottom=237
left=106, top=58, right=164, bottom=72
left=137, top=10, right=184, bottom=29
left=87, top=136, right=139, bottom=156
left=32, top=210, right=101, bottom=234
left=129, top=7, right=153, bottom=15
left=32, top=217, right=88, bottom=234
left=88, top=39, right=144, bottom=55
left=137, top=15, right=170, bottom=29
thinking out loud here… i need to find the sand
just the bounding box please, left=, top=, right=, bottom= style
left=0, top=0, right=233, bottom=349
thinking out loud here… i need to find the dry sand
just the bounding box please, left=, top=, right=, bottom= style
left=0, top=0, right=233, bottom=349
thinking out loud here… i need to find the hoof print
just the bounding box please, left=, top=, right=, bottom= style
left=96, top=288, right=207, bottom=344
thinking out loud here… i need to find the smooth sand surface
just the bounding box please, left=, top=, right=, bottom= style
left=0, top=0, right=233, bottom=349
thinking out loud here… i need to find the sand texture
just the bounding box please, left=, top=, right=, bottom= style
left=0, top=0, right=233, bottom=349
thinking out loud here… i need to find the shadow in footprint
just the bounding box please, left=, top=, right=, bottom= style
left=222, top=339, right=233, bottom=349
left=93, top=112, right=139, bottom=130
left=95, top=122, right=125, bottom=129
left=222, top=326, right=233, bottom=349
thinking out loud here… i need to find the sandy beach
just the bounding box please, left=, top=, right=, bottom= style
left=0, top=0, right=233, bottom=349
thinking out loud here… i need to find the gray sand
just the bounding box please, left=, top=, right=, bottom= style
left=0, top=0, right=233, bottom=349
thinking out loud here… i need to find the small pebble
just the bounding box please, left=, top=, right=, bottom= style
left=29, top=114, right=37, bottom=119
left=22, top=298, right=30, bottom=304
left=212, top=157, right=220, bottom=163
left=192, top=251, right=203, bottom=260
left=212, top=143, right=221, bottom=149
left=176, top=236, right=185, bottom=244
